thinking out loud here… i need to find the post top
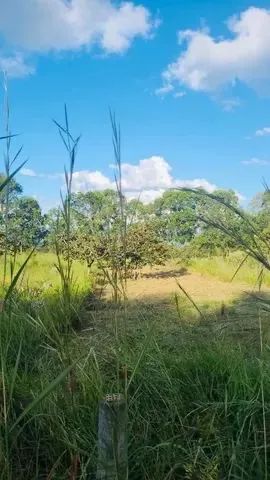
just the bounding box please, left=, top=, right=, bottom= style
left=104, top=393, right=124, bottom=402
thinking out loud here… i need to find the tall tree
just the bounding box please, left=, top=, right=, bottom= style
left=71, top=190, right=119, bottom=233
left=2, top=197, right=46, bottom=252
left=152, top=190, right=198, bottom=244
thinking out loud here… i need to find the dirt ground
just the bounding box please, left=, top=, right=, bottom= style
left=126, top=264, right=257, bottom=304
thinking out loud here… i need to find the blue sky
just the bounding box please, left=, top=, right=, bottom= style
left=1, top=0, right=270, bottom=210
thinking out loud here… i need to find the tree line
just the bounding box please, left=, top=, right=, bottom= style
left=1, top=173, right=270, bottom=266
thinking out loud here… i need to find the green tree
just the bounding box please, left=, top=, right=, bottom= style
left=126, top=198, right=149, bottom=223
left=152, top=190, right=198, bottom=244
left=186, top=189, right=246, bottom=257
left=66, top=221, right=169, bottom=275
left=250, top=191, right=270, bottom=235
left=71, top=190, right=120, bottom=233
left=2, top=197, right=46, bottom=252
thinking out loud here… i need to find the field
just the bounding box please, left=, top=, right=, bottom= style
left=1, top=252, right=270, bottom=479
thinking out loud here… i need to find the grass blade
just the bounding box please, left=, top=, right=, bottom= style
left=9, top=363, right=74, bottom=434
left=4, top=249, right=35, bottom=306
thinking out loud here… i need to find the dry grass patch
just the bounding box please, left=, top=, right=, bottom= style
left=126, top=262, right=257, bottom=304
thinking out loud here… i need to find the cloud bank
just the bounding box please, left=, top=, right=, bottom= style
left=72, top=156, right=217, bottom=202
left=21, top=156, right=218, bottom=204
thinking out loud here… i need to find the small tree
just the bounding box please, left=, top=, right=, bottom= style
left=64, top=221, right=169, bottom=296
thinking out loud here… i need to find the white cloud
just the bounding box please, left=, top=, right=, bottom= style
left=221, top=98, right=241, bottom=112
left=99, top=2, right=154, bottom=53
left=155, top=84, right=174, bottom=96
left=122, top=156, right=173, bottom=190
left=255, top=127, right=270, bottom=137
left=0, top=0, right=155, bottom=77
left=125, top=189, right=165, bottom=203
left=0, top=53, right=34, bottom=77
left=174, top=91, right=186, bottom=98
left=69, top=156, right=218, bottom=203
left=20, top=168, right=37, bottom=177
left=72, top=170, right=113, bottom=192
left=174, top=178, right=217, bottom=192
left=20, top=168, right=61, bottom=179
left=155, top=85, right=186, bottom=98
left=22, top=157, right=234, bottom=204
left=160, top=7, right=270, bottom=96
left=241, top=157, right=270, bottom=166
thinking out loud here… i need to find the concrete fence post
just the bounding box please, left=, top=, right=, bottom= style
left=97, top=393, right=128, bottom=480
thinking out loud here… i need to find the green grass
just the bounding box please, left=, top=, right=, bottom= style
left=1, top=252, right=270, bottom=479
left=190, top=251, right=270, bottom=287
left=0, top=251, right=91, bottom=293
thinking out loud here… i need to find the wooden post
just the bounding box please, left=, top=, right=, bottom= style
left=97, top=394, right=128, bottom=480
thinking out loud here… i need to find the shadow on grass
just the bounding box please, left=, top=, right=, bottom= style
left=140, top=266, right=188, bottom=279
left=87, top=285, right=270, bottom=356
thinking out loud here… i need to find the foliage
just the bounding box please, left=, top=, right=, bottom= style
left=152, top=189, right=198, bottom=244
left=181, top=228, right=237, bottom=260
left=72, top=189, right=120, bottom=233
left=1, top=196, right=46, bottom=253
left=65, top=221, right=169, bottom=278
left=180, top=189, right=247, bottom=259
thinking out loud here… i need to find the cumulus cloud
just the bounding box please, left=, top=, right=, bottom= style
left=121, top=156, right=173, bottom=190
left=174, top=91, right=186, bottom=99
left=160, top=7, right=270, bottom=96
left=0, top=53, right=34, bottom=77
left=21, top=157, right=230, bottom=204
left=221, top=98, right=241, bottom=112
left=20, top=168, right=37, bottom=177
left=20, top=168, right=61, bottom=179
left=255, top=127, right=270, bottom=137
left=241, top=157, right=270, bottom=166
left=72, top=170, right=113, bottom=192
left=155, top=84, right=174, bottom=96
left=0, top=0, right=155, bottom=76
left=125, top=189, right=165, bottom=203
left=174, top=178, right=217, bottom=192
left=70, top=156, right=218, bottom=202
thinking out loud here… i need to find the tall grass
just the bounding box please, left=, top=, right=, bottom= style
left=1, top=77, right=26, bottom=286
left=53, top=106, right=81, bottom=327
left=0, top=289, right=270, bottom=479
left=191, top=251, right=270, bottom=287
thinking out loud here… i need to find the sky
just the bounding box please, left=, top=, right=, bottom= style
left=1, top=0, right=270, bottom=210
